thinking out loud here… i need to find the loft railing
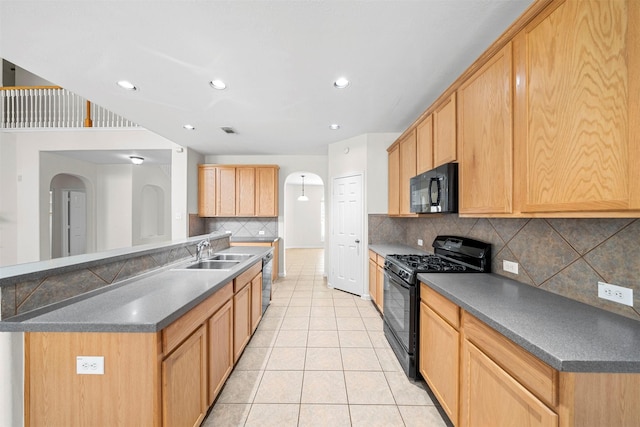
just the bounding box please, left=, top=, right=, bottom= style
left=0, top=86, right=140, bottom=129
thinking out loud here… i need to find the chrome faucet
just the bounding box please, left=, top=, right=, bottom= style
left=195, top=239, right=211, bottom=261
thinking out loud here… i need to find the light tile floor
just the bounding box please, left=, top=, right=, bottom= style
left=202, top=249, right=451, bottom=427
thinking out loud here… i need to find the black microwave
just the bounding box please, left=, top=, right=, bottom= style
left=409, top=162, right=458, bottom=214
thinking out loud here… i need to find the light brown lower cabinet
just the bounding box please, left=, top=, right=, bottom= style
left=162, top=325, right=208, bottom=427
left=460, top=339, right=557, bottom=427
left=208, top=299, right=234, bottom=404
left=251, top=272, right=263, bottom=334
left=420, top=283, right=640, bottom=427
left=419, top=284, right=459, bottom=425
left=368, top=250, right=385, bottom=313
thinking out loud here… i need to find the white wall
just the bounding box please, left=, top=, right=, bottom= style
left=0, top=129, right=185, bottom=265
left=285, top=183, right=324, bottom=248
left=132, top=165, right=171, bottom=246
left=0, top=133, right=17, bottom=266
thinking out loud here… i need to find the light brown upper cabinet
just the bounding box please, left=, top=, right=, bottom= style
left=198, top=165, right=216, bottom=217
left=399, top=129, right=417, bottom=215
left=255, top=167, right=279, bottom=217
left=416, top=114, right=434, bottom=174
left=236, top=167, right=256, bottom=216
left=513, top=0, right=640, bottom=214
left=433, top=93, right=457, bottom=167
left=458, top=43, right=513, bottom=215
left=388, top=144, right=400, bottom=216
left=198, top=165, right=279, bottom=217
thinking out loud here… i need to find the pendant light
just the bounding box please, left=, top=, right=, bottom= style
left=297, top=175, right=309, bottom=201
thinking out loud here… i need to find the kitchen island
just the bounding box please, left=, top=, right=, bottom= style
left=0, top=244, right=271, bottom=427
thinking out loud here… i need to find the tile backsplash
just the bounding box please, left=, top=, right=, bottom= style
left=205, top=217, right=278, bottom=238
left=369, top=214, right=640, bottom=321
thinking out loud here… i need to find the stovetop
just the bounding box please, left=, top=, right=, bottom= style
left=383, top=236, right=491, bottom=285
left=388, top=254, right=469, bottom=272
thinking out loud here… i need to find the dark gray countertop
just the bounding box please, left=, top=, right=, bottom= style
left=0, top=246, right=271, bottom=333
left=230, top=236, right=280, bottom=243
left=419, top=272, right=640, bottom=373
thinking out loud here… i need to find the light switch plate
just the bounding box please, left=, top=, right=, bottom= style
left=417, top=239, right=424, bottom=246
left=76, top=356, right=104, bottom=375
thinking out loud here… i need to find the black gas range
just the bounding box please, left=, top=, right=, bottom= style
left=382, top=236, right=491, bottom=379
left=384, top=235, right=491, bottom=284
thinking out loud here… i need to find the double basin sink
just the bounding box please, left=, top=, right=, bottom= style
left=174, top=253, right=254, bottom=271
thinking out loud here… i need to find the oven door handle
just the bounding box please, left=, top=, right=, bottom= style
left=384, top=270, right=411, bottom=290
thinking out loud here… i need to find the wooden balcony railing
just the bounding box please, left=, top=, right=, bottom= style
left=0, top=86, right=140, bottom=129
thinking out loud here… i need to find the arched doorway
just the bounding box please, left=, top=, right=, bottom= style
left=283, top=172, right=325, bottom=276
left=50, top=173, right=88, bottom=258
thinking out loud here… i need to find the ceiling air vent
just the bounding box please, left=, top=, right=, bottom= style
left=221, top=127, right=236, bottom=134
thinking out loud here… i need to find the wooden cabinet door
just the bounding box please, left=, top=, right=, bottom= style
left=388, top=145, right=400, bottom=215
left=236, top=167, right=256, bottom=216
left=256, top=167, right=279, bottom=217
left=198, top=165, right=216, bottom=217
left=399, top=129, right=417, bottom=215
left=433, top=93, right=457, bottom=167
left=233, top=283, right=251, bottom=362
left=368, top=258, right=377, bottom=303
left=208, top=299, right=234, bottom=405
left=216, top=167, right=236, bottom=216
left=376, top=264, right=384, bottom=313
left=514, top=0, right=638, bottom=213
left=460, top=339, right=558, bottom=427
left=162, top=326, right=207, bottom=427
left=251, top=272, right=263, bottom=334
left=458, top=43, right=513, bottom=215
left=416, top=114, right=433, bottom=174
left=420, top=302, right=459, bottom=425
left=271, top=239, right=279, bottom=282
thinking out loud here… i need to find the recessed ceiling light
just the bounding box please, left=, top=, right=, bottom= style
left=330, top=124, right=341, bottom=130
left=117, top=80, right=137, bottom=91
left=333, top=77, right=350, bottom=89
left=209, top=79, right=227, bottom=90
left=183, top=124, right=195, bottom=130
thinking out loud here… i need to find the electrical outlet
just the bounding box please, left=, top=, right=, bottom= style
left=503, top=260, right=519, bottom=274
left=259, top=230, right=265, bottom=235
left=417, top=239, right=424, bottom=246
left=76, top=356, right=104, bottom=375
left=598, top=282, right=633, bottom=306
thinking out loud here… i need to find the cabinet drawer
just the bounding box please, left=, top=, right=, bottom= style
left=376, top=254, right=385, bottom=266
left=421, top=283, right=460, bottom=329
left=163, top=281, right=233, bottom=355
left=462, top=311, right=558, bottom=408
left=234, top=261, right=262, bottom=292
left=369, top=250, right=376, bottom=262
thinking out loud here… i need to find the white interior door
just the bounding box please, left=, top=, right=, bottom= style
left=330, top=174, right=363, bottom=295
left=63, top=190, right=87, bottom=256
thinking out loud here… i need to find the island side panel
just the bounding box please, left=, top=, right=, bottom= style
left=25, top=331, right=162, bottom=427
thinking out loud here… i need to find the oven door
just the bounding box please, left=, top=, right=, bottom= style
left=382, top=269, right=417, bottom=355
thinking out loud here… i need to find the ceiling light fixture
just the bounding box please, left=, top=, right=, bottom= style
left=209, top=79, right=227, bottom=90
left=297, top=175, right=309, bottom=202
left=129, top=156, right=144, bottom=165
left=183, top=124, right=195, bottom=130
left=330, top=124, right=340, bottom=130
left=334, top=77, right=350, bottom=89
left=117, top=80, right=137, bottom=91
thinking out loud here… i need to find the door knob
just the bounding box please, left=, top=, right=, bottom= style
left=355, top=239, right=360, bottom=244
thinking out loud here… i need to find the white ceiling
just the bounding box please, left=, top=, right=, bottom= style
left=0, top=0, right=533, bottom=157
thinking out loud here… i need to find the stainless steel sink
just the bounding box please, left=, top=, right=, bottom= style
left=209, top=253, right=253, bottom=261
left=182, top=260, right=241, bottom=270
